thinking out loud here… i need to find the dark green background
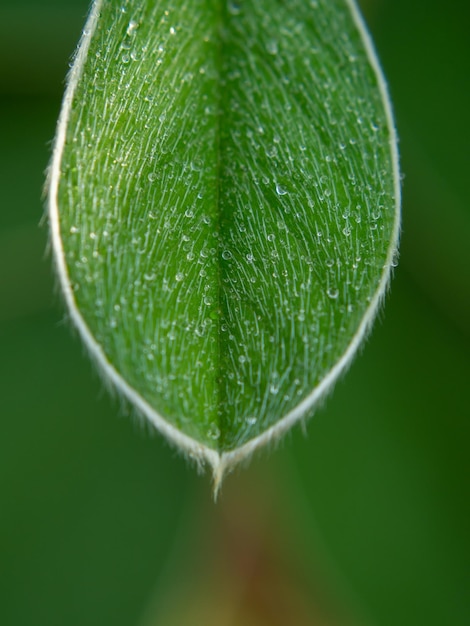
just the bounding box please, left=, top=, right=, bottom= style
left=0, top=1, right=468, bottom=625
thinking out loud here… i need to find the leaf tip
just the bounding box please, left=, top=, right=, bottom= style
left=210, top=456, right=226, bottom=502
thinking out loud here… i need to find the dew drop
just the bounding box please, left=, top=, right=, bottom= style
left=246, top=416, right=257, bottom=426
left=190, top=158, right=203, bottom=172
left=222, top=249, right=232, bottom=260
left=207, top=424, right=220, bottom=440
left=275, top=183, right=288, bottom=196
left=126, top=20, right=138, bottom=36
left=266, top=40, right=278, bottom=55
left=327, top=287, right=339, bottom=299
left=175, top=272, right=184, bottom=282
left=228, top=1, right=241, bottom=15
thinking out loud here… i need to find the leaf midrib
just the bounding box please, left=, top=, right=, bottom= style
left=214, top=2, right=225, bottom=451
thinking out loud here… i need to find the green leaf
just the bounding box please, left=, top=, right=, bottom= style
left=48, top=0, right=400, bottom=485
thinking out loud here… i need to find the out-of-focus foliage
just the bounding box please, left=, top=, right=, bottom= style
left=0, top=1, right=468, bottom=625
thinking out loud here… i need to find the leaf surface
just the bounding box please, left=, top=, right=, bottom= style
left=49, top=0, right=400, bottom=481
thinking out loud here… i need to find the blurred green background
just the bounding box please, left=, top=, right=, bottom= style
left=0, top=1, right=468, bottom=625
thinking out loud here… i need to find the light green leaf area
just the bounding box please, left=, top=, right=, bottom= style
left=49, top=0, right=399, bottom=474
